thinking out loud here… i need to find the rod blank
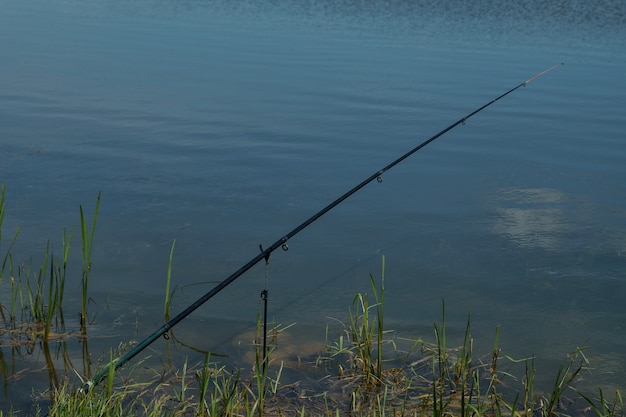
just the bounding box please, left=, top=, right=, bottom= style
left=84, top=63, right=563, bottom=392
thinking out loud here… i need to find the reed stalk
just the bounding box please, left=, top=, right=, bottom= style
left=44, top=255, right=57, bottom=341
left=432, top=299, right=449, bottom=417
left=0, top=184, right=21, bottom=287
left=79, top=192, right=101, bottom=328
left=25, top=244, right=50, bottom=325
left=164, top=239, right=176, bottom=323
left=8, top=255, right=18, bottom=328
left=576, top=387, right=624, bottom=417
left=523, top=356, right=537, bottom=415
left=346, top=260, right=387, bottom=390
left=544, top=346, right=588, bottom=417
left=372, top=255, right=385, bottom=381
left=56, top=228, right=73, bottom=317
left=196, top=352, right=212, bottom=415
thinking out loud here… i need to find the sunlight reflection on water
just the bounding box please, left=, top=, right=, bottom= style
left=493, top=188, right=571, bottom=251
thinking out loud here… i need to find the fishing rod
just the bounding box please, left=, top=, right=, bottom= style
left=83, top=62, right=563, bottom=392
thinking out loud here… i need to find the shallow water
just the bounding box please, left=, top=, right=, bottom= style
left=1, top=0, right=626, bottom=410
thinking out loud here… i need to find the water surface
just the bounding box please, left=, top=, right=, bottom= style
left=1, top=0, right=625, bottom=410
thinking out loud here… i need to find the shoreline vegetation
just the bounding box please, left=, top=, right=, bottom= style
left=0, top=185, right=623, bottom=417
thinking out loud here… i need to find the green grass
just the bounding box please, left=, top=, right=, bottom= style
left=164, top=239, right=176, bottom=323
left=0, top=184, right=624, bottom=417
left=79, top=191, right=101, bottom=329
left=0, top=188, right=91, bottom=346
left=6, top=291, right=618, bottom=417
left=0, top=184, right=20, bottom=286
left=0, top=186, right=101, bottom=395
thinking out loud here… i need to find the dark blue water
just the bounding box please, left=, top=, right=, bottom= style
left=1, top=0, right=625, bottom=408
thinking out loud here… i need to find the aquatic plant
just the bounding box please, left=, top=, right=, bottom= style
left=0, top=184, right=20, bottom=328
left=0, top=289, right=622, bottom=417
left=163, top=239, right=176, bottom=323
left=79, top=191, right=100, bottom=329
left=14, top=295, right=616, bottom=417
left=0, top=185, right=101, bottom=396
left=1, top=187, right=623, bottom=417
left=0, top=184, right=20, bottom=285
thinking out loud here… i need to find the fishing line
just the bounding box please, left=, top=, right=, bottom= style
left=83, top=63, right=563, bottom=392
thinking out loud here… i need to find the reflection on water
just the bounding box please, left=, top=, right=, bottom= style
left=493, top=188, right=570, bottom=251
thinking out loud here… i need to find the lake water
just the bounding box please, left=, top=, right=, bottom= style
left=1, top=0, right=625, bottom=411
